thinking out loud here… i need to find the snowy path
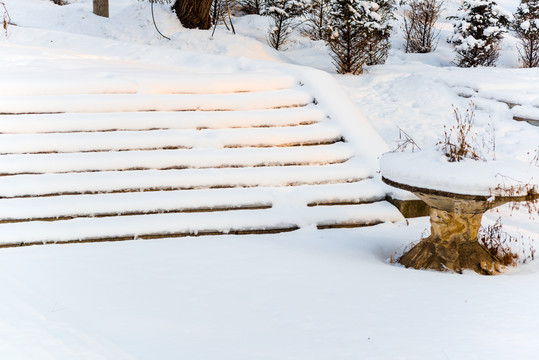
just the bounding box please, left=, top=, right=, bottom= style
left=0, top=45, right=402, bottom=245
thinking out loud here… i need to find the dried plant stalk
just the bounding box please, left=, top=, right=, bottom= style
left=437, top=102, right=494, bottom=162
left=1, top=1, right=10, bottom=37
left=394, top=126, right=422, bottom=152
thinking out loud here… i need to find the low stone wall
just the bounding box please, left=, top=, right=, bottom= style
left=386, top=196, right=430, bottom=218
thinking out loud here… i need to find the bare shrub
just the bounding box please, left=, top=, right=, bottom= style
left=389, top=228, right=428, bottom=264
left=402, top=0, right=443, bottom=53
left=393, top=126, right=422, bottom=152
left=211, top=0, right=235, bottom=33
left=491, top=174, right=539, bottom=217
left=437, top=102, right=495, bottom=162
left=236, top=0, right=263, bottom=14
left=479, top=218, right=536, bottom=266
left=530, top=147, right=539, bottom=166
left=515, top=28, right=539, bottom=68
left=514, top=0, right=539, bottom=68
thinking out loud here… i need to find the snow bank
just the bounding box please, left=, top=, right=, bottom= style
left=381, top=150, right=539, bottom=196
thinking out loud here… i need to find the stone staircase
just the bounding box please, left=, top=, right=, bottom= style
left=0, top=69, right=403, bottom=247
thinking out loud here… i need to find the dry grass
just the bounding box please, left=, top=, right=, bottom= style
left=394, top=102, right=495, bottom=161
left=393, top=126, right=422, bottom=152
left=491, top=174, right=539, bottom=219
left=530, top=147, right=539, bottom=167
left=388, top=228, right=427, bottom=264
left=478, top=218, right=536, bottom=266
left=437, top=102, right=494, bottom=162
left=1, top=1, right=10, bottom=37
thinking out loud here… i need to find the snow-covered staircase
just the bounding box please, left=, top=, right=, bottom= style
left=0, top=68, right=402, bottom=246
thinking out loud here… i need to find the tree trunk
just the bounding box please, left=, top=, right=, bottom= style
left=93, top=0, right=109, bottom=18
left=172, top=0, right=213, bottom=29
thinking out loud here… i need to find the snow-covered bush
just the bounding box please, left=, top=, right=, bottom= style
left=263, top=0, right=307, bottom=50
left=402, top=0, right=444, bottom=53
left=448, top=0, right=513, bottom=67
left=301, top=0, right=330, bottom=40
left=328, top=0, right=393, bottom=74
left=364, top=0, right=394, bottom=65
left=514, top=0, right=539, bottom=67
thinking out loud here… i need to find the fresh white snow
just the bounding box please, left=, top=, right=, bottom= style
left=0, top=180, right=388, bottom=221
left=0, top=123, right=343, bottom=153
left=0, top=143, right=354, bottom=174
left=380, top=150, right=539, bottom=196
left=0, top=160, right=372, bottom=198
left=0, top=107, right=326, bottom=133
left=0, top=89, right=313, bottom=113
left=0, top=0, right=538, bottom=359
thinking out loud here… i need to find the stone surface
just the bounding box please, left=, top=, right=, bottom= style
left=382, top=169, right=538, bottom=275
left=399, top=207, right=502, bottom=275
left=386, top=196, right=430, bottom=218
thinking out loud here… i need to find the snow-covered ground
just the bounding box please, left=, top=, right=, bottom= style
left=3, top=225, right=539, bottom=360
left=1, top=0, right=538, bottom=359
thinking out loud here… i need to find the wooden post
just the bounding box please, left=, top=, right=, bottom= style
left=93, top=0, right=109, bottom=18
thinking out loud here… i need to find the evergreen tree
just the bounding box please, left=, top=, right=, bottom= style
left=263, top=0, right=307, bottom=50
left=448, top=0, right=513, bottom=67
left=328, top=0, right=393, bottom=74
left=302, top=0, right=331, bottom=41
left=514, top=0, right=539, bottom=67
left=364, top=0, right=394, bottom=65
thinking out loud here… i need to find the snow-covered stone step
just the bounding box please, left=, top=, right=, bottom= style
left=0, top=202, right=403, bottom=246
left=0, top=107, right=325, bottom=134
left=1, top=71, right=297, bottom=96
left=0, top=143, right=353, bottom=175
left=512, top=105, right=539, bottom=127
left=0, top=89, right=313, bottom=114
left=0, top=160, right=371, bottom=198
left=0, top=180, right=387, bottom=222
left=0, top=123, right=342, bottom=154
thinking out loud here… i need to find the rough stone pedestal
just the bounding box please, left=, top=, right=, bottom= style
left=398, top=207, right=502, bottom=275
left=381, top=177, right=535, bottom=275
